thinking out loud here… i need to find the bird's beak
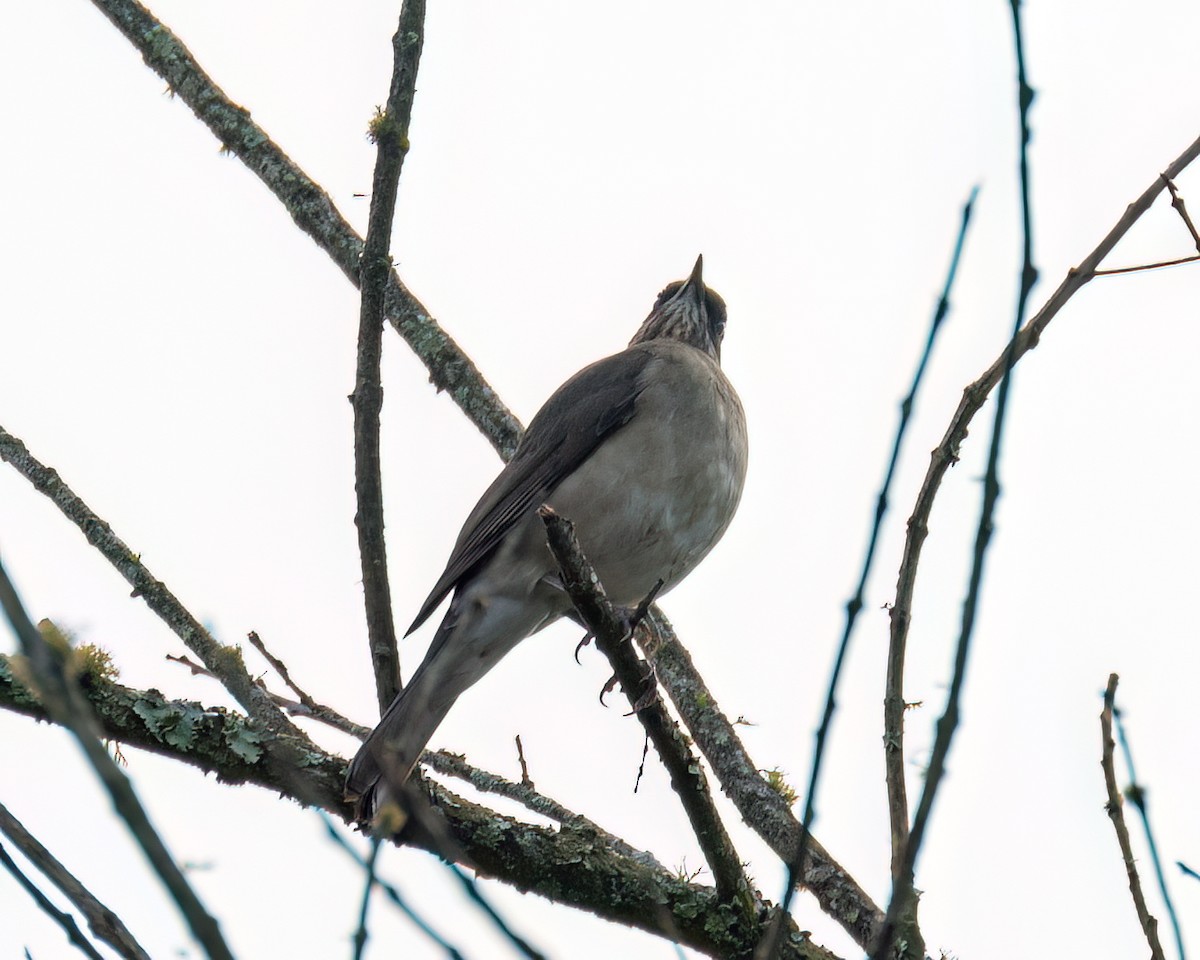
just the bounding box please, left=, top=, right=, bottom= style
left=677, top=254, right=705, bottom=304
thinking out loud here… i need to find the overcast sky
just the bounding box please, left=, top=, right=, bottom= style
left=3, top=2, right=1199, bottom=958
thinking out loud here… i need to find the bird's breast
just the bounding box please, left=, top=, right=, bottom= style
left=545, top=344, right=747, bottom=605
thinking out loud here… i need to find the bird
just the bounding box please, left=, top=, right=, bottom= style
left=345, top=255, right=747, bottom=818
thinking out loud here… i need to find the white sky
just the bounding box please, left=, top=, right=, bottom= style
left=2, top=2, right=1199, bottom=958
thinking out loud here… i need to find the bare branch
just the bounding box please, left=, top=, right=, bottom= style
left=0, top=840, right=107, bottom=960
left=0, top=425, right=304, bottom=752
left=0, top=559, right=235, bottom=960
left=88, top=0, right=522, bottom=459
left=352, top=837, right=383, bottom=960
left=757, top=184, right=979, bottom=958
left=168, top=641, right=372, bottom=740
left=1101, top=675, right=1167, bottom=960
left=0, top=801, right=151, bottom=960
left=1164, top=176, right=1200, bottom=251
left=1112, top=699, right=1187, bottom=960
left=764, top=186, right=979, bottom=960
left=319, top=814, right=467, bottom=960
left=878, top=15, right=1040, bottom=956
left=354, top=0, right=427, bottom=712
left=888, top=128, right=1200, bottom=716
left=882, top=125, right=1200, bottom=956
left=444, top=861, right=547, bottom=960
left=514, top=735, right=534, bottom=788
left=883, top=188, right=979, bottom=888
left=539, top=506, right=753, bottom=916
left=1092, top=252, right=1200, bottom=276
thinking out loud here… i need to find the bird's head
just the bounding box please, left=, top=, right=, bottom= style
left=629, top=255, right=728, bottom=360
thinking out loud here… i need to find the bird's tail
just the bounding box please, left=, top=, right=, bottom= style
left=344, top=632, right=458, bottom=819
left=345, top=587, right=551, bottom=819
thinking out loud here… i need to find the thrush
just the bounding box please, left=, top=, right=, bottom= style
left=345, top=255, right=748, bottom=817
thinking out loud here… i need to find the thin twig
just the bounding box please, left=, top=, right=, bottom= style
left=244, top=634, right=372, bottom=738
left=760, top=186, right=979, bottom=959
left=1101, top=675, right=1167, bottom=960
left=352, top=838, right=383, bottom=960
left=1093, top=253, right=1200, bottom=276
left=882, top=187, right=979, bottom=887
left=539, top=507, right=753, bottom=917
left=888, top=129, right=1200, bottom=715
left=0, top=557, right=235, bottom=960
left=0, top=425, right=303, bottom=746
left=88, top=0, right=521, bottom=460
left=1113, top=703, right=1186, bottom=960
left=877, top=13, right=1038, bottom=957
left=880, top=126, right=1200, bottom=957
left=446, top=862, right=548, bottom=960
left=354, top=0, right=426, bottom=713
left=1164, top=176, right=1200, bottom=251
left=166, top=632, right=367, bottom=738
left=514, top=735, right=534, bottom=788
left=318, top=813, right=467, bottom=960
left=0, top=801, right=151, bottom=960
left=0, top=841, right=107, bottom=960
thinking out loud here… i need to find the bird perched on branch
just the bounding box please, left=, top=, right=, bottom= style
left=346, top=255, right=747, bottom=818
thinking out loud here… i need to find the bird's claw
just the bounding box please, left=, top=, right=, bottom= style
left=599, top=672, right=620, bottom=706
left=598, top=656, right=660, bottom=713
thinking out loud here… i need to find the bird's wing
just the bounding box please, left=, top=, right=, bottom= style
left=406, top=345, right=657, bottom=635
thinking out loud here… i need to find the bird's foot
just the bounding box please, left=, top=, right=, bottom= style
left=597, top=653, right=660, bottom=713
left=621, top=578, right=665, bottom=643
left=598, top=670, right=620, bottom=705
left=585, top=578, right=665, bottom=706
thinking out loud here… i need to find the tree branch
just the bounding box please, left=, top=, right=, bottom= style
left=1111, top=690, right=1184, bottom=960
left=1164, top=175, right=1200, bottom=252
left=319, top=813, right=468, bottom=960
left=243, top=631, right=371, bottom=738
left=539, top=506, right=753, bottom=916
left=1101, top=675, right=1167, bottom=960
left=883, top=188, right=978, bottom=892
left=0, top=801, right=151, bottom=960
left=87, top=0, right=522, bottom=460
left=877, top=13, right=1039, bottom=957
left=0, top=839, right=107, bottom=960
left=0, top=560, right=235, bottom=960
left=0, top=425, right=305, bottom=751
left=0, top=656, right=839, bottom=960
left=882, top=127, right=1200, bottom=955
left=353, top=0, right=426, bottom=712
left=761, top=185, right=978, bottom=960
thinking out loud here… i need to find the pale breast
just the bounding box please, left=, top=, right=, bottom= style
left=546, top=341, right=747, bottom=605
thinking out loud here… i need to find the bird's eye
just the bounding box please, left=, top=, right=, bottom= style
left=707, top=297, right=728, bottom=338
